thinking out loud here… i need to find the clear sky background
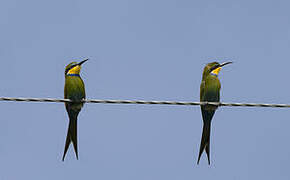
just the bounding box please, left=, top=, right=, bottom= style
left=0, top=0, right=290, bottom=179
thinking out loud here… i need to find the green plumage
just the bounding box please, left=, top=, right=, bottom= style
left=197, top=61, right=231, bottom=165
left=62, top=60, right=87, bottom=161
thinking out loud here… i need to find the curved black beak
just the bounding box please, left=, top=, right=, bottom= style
left=78, top=59, right=89, bottom=66
left=209, top=61, right=233, bottom=72
left=220, top=61, right=233, bottom=67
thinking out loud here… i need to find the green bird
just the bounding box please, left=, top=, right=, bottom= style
left=62, top=59, right=88, bottom=161
left=197, top=61, right=232, bottom=165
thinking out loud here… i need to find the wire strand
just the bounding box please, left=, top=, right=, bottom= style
left=0, top=97, right=289, bottom=108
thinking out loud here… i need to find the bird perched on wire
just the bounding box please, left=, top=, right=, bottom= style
left=197, top=61, right=232, bottom=165
left=62, top=59, right=88, bottom=161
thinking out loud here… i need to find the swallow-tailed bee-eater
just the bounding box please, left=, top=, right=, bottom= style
left=197, top=61, right=232, bottom=165
left=62, top=59, right=88, bottom=161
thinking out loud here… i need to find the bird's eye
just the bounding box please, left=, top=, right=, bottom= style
left=210, top=64, right=220, bottom=72
left=65, top=64, right=78, bottom=74
left=69, top=65, right=77, bottom=70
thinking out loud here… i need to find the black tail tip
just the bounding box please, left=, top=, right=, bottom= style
left=62, top=153, right=66, bottom=161
left=197, top=157, right=211, bottom=165
left=207, top=157, right=211, bottom=165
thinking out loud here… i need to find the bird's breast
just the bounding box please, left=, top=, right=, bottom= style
left=64, top=76, right=86, bottom=101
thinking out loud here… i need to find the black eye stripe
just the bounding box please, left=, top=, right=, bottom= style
left=209, top=64, right=220, bottom=72
left=65, top=64, right=78, bottom=74
left=70, top=64, right=78, bottom=69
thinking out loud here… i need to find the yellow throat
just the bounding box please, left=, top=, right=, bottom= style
left=68, top=65, right=81, bottom=75
left=211, top=67, right=221, bottom=75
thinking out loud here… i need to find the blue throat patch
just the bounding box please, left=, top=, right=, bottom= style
left=67, top=74, right=80, bottom=77
left=210, top=73, right=218, bottom=77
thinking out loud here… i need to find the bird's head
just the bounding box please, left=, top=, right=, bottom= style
left=202, top=61, right=232, bottom=80
left=65, top=59, right=88, bottom=75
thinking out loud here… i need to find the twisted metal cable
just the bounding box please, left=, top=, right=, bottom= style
left=0, top=97, right=290, bottom=108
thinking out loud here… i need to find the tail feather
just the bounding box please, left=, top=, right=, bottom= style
left=197, top=108, right=215, bottom=165
left=62, top=127, right=71, bottom=161
left=62, top=110, right=79, bottom=161
left=205, top=126, right=211, bottom=165
left=70, top=118, right=78, bottom=160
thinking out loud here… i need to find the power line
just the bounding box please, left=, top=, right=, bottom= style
left=0, top=97, right=290, bottom=108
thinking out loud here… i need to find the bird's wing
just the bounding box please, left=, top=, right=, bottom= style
left=200, top=80, right=205, bottom=101
left=203, top=77, right=220, bottom=102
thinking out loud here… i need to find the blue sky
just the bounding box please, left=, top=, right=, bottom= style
left=0, top=0, right=290, bottom=179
